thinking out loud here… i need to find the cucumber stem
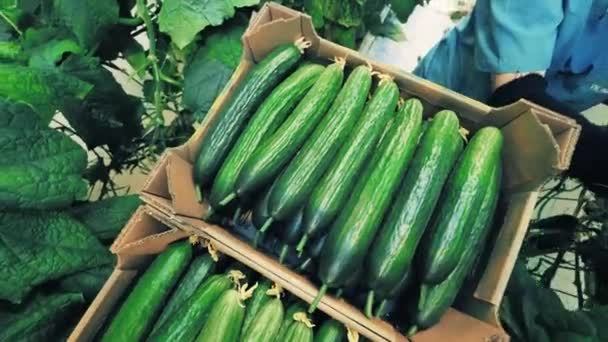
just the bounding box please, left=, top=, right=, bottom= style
left=260, top=217, right=274, bottom=233
left=364, top=290, right=375, bottom=318
left=308, top=283, right=328, bottom=314
left=203, top=206, right=215, bottom=221
left=253, top=230, right=263, bottom=248
left=278, top=244, right=288, bottom=264
left=295, top=234, right=309, bottom=255
left=374, top=299, right=388, bottom=318
left=195, top=186, right=203, bottom=203
left=406, top=325, right=418, bottom=337
left=219, top=192, right=237, bottom=207
left=232, top=207, right=242, bottom=225
left=296, top=257, right=312, bottom=272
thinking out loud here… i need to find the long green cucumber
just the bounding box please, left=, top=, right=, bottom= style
left=150, top=254, right=216, bottom=335
left=297, top=77, right=400, bottom=253
left=374, top=269, right=413, bottom=318
left=276, top=303, right=306, bottom=340
left=193, top=41, right=306, bottom=189
left=241, top=293, right=285, bottom=342
left=147, top=273, right=234, bottom=342
left=312, top=98, right=423, bottom=313
left=262, top=65, right=372, bottom=227
left=414, top=163, right=501, bottom=330
left=314, top=319, right=345, bottom=342
left=195, top=286, right=251, bottom=342
left=420, top=126, right=503, bottom=284
left=230, top=62, right=345, bottom=203
left=241, top=280, right=272, bottom=335
left=365, top=110, right=464, bottom=302
left=282, top=313, right=315, bottom=342
left=209, top=64, right=325, bottom=210
left=101, top=241, right=192, bottom=342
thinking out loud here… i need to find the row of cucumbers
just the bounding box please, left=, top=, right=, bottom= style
left=100, top=240, right=357, bottom=342
left=192, top=40, right=503, bottom=333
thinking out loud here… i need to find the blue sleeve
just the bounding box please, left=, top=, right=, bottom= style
left=472, top=0, right=564, bottom=73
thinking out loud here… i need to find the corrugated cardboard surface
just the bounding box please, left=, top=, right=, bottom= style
left=71, top=2, right=580, bottom=341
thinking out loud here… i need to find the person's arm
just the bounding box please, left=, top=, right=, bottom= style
left=471, top=0, right=563, bottom=92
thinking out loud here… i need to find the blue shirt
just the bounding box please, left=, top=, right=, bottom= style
left=414, top=0, right=608, bottom=112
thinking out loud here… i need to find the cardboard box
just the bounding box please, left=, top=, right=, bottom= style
left=70, top=3, right=580, bottom=341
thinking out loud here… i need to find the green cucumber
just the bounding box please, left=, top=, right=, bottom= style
left=209, top=64, right=325, bottom=210
left=150, top=254, right=216, bottom=335
left=297, top=77, right=400, bottom=253
left=365, top=110, right=464, bottom=302
left=231, top=62, right=345, bottom=204
left=241, top=293, right=285, bottom=342
left=263, top=65, right=372, bottom=226
left=241, top=280, right=273, bottom=335
left=312, top=98, right=423, bottom=313
left=314, top=319, right=345, bottom=342
left=282, top=313, right=315, bottom=342
left=147, top=273, right=234, bottom=342
left=101, top=241, right=192, bottom=342
left=420, top=126, right=503, bottom=284
left=193, top=41, right=306, bottom=189
left=277, top=303, right=306, bottom=340
left=195, top=286, right=251, bottom=342
left=414, top=163, right=501, bottom=329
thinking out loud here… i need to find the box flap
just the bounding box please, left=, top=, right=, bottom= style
left=473, top=191, right=538, bottom=306
left=141, top=151, right=207, bottom=219
left=110, top=206, right=188, bottom=269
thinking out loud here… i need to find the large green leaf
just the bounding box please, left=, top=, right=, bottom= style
left=324, top=0, right=362, bottom=28
left=0, top=211, right=111, bottom=303
left=0, top=64, right=92, bottom=121
left=158, top=0, right=258, bottom=49
left=53, top=0, right=119, bottom=51
left=68, top=194, right=141, bottom=241
left=182, top=24, right=244, bottom=115
left=0, top=291, right=84, bottom=341
left=21, top=27, right=84, bottom=67
left=59, top=55, right=143, bottom=150
left=58, top=264, right=113, bottom=301
left=0, top=99, right=88, bottom=210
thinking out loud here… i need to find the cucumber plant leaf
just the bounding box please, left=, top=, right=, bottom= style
left=0, top=99, right=88, bottom=210
left=158, top=0, right=259, bottom=49
left=68, top=194, right=141, bottom=242
left=0, top=64, right=92, bottom=122
left=52, top=0, right=119, bottom=51
left=182, top=24, right=245, bottom=116
left=59, top=55, right=144, bottom=150
left=0, top=211, right=112, bottom=303
left=0, top=291, right=84, bottom=341
left=57, top=264, right=114, bottom=301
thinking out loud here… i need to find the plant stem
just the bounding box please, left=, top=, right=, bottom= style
left=574, top=251, right=584, bottom=309
left=136, top=0, right=164, bottom=125
left=118, top=16, right=144, bottom=26
left=0, top=10, right=22, bottom=36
